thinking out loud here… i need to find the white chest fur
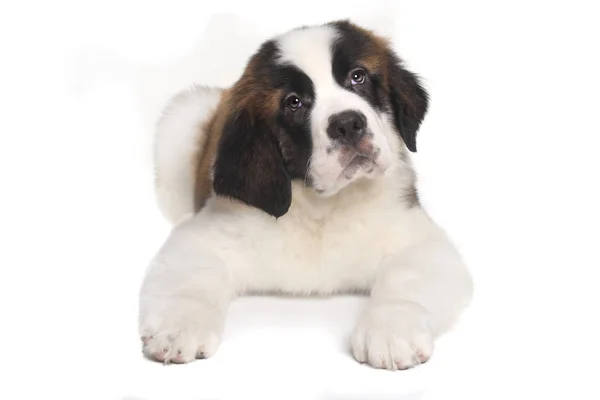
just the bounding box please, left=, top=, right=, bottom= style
left=177, top=173, right=426, bottom=296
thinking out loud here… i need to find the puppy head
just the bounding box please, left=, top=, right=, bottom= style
left=213, top=20, right=429, bottom=217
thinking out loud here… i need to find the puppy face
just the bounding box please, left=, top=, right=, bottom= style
left=213, top=21, right=429, bottom=217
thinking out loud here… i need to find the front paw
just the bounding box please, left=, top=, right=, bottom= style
left=139, top=296, right=223, bottom=364
left=351, top=302, right=433, bottom=370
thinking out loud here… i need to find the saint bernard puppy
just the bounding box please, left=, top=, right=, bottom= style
left=139, top=20, right=473, bottom=370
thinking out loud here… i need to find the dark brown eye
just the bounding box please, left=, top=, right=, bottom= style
left=286, top=95, right=303, bottom=111
left=350, top=69, right=366, bottom=85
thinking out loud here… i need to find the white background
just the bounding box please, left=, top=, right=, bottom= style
left=1, top=1, right=599, bottom=399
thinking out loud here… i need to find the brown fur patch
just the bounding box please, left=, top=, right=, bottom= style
left=226, top=57, right=283, bottom=120
left=193, top=56, right=285, bottom=212
left=193, top=90, right=229, bottom=211
left=353, top=25, right=391, bottom=85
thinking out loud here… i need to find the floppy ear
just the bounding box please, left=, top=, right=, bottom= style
left=212, top=110, right=292, bottom=218
left=388, top=56, right=429, bottom=152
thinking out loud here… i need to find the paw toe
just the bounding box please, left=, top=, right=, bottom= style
left=151, top=349, right=168, bottom=362
left=140, top=327, right=220, bottom=364
left=351, top=308, right=434, bottom=371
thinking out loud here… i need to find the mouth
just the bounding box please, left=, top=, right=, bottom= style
left=311, top=140, right=386, bottom=195
left=346, top=153, right=373, bottom=169
left=341, top=153, right=376, bottom=179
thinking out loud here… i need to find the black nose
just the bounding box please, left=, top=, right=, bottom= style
left=327, top=110, right=367, bottom=144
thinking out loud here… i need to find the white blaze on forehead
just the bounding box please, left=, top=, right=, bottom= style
left=275, top=26, right=338, bottom=88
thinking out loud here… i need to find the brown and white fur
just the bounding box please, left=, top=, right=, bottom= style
left=139, top=20, right=473, bottom=370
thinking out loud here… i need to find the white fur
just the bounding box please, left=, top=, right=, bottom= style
left=154, top=85, right=222, bottom=225
left=140, top=27, right=473, bottom=369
